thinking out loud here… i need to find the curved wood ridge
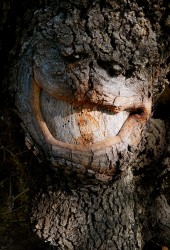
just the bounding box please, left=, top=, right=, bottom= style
left=31, top=77, right=151, bottom=179
left=16, top=1, right=160, bottom=180
left=32, top=79, right=151, bottom=151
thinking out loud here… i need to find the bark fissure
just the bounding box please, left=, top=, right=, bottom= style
left=3, top=0, right=169, bottom=249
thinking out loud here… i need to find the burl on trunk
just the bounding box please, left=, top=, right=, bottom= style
left=11, top=0, right=170, bottom=249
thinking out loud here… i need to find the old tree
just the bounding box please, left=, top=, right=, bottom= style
left=0, top=0, right=170, bottom=249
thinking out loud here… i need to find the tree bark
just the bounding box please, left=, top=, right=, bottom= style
left=0, top=0, right=170, bottom=249
left=30, top=118, right=170, bottom=249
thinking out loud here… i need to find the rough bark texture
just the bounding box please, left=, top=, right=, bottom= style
left=0, top=0, right=170, bottom=249
left=12, top=0, right=169, bottom=181
left=30, top=118, right=169, bottom=249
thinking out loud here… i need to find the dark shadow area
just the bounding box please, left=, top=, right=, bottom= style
left=0, top=1, right=170, bottom=249
left=0, top=107, right=55, bottom=249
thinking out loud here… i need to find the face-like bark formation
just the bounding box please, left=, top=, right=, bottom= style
left=8, top=0, right=170, bottom=249
left=14, top=0, right=169, bottom=181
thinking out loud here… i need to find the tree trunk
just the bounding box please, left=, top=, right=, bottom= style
left=30, top=118, right=170, bottom=249
left=0, top=0, right=170, bottom=249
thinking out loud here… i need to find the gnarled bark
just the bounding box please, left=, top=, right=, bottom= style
left=13, top=0, right=169, bottom=181
left=1, top=0, right=170, bottom=249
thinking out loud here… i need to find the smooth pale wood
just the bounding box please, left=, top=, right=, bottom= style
left=11, top=1, right=170, bottom=249
left=31, top=79, right=151, bottom=151
left=30, top=78, right=152, bottom=178
left=40, top=89, right=129, bottom=144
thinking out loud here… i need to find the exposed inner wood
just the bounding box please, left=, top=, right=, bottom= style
left=8, top=1, right=170, bottom=248
left=31, top=79, right=151, bottom=151
left=40, top=90, right=129, bottom=145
